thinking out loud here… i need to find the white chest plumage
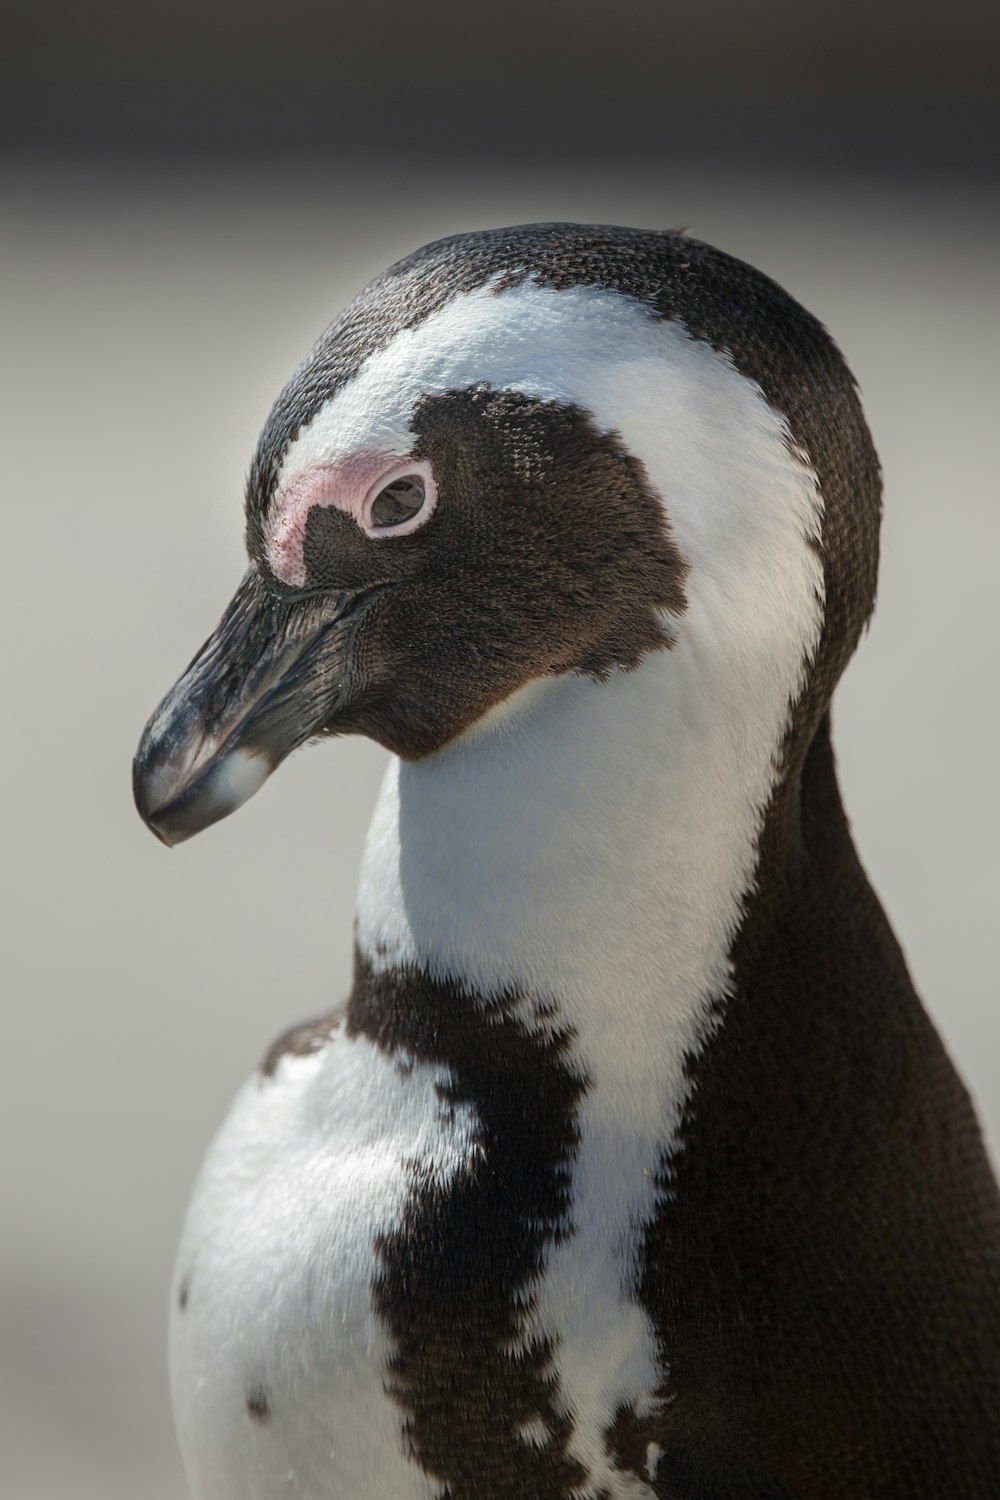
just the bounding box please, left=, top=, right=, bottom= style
left=170, top=1031, right=474, bottom=1500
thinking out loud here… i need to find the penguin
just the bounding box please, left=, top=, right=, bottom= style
left=133, top=223, right=1000, bottom=1500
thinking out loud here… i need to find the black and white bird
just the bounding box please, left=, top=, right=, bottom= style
left=134, top=224, right=1000, bottom=1500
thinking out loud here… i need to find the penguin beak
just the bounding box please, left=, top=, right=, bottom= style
left=133, top=568, right=378, bottom=846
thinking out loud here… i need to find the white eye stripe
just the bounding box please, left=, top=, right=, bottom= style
left=271, top=275, right=600, bottom=507
left=272, top=275, right=823, bottom=603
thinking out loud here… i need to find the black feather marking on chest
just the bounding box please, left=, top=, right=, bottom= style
left=347, top=954, right=613, bottom=1500
left=258, top=1007, right=344, bottom=1079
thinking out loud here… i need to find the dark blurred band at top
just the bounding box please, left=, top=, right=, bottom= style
left=2, top=0, right=997, bottom=180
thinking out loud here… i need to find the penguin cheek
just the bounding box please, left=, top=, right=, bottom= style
left=328, top=554, right=569, bottom=754
left=317, top=588, right=503, bottom=759
left=300, top=504, right=400, bottom=593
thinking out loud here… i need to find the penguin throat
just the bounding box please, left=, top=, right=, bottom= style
left=355, top=640, right=796, bottom=1058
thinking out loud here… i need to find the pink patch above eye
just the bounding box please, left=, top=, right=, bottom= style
left=267, top=453, right=436, bottom=586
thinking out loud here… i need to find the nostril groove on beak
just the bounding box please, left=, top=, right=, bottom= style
left=133, top=573, right=396, bottom=845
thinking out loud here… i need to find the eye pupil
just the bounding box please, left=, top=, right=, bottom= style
left=371, top=476, right=425, bottom=528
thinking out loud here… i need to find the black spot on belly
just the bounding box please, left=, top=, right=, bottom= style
left=246, top=1385, right=271, bottom=1424
left=259, top=1007, right=344, bottom=1079
left=177, top=1274, right=190, bottom=1312
left=348, top=955, right=600, bottom=1499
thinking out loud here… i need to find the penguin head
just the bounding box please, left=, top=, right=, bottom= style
left=134, top=224, right=880, bottom=846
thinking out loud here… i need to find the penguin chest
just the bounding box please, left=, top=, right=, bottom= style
left=169, top=1023, right=474, bottom=1500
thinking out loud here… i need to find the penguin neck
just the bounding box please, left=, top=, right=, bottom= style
left=355, top=638, right=802, bottom=1078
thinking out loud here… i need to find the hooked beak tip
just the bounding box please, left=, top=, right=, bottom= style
left=133, top=743, right=273, bottom=847
left=146, top=818, right=176, bottom=848
left=132, top=566, right=370, bottom=846
left=132, top=755, right=179, bottom=846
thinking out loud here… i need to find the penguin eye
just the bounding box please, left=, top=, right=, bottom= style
left=370, top=476, right=425, bottom=528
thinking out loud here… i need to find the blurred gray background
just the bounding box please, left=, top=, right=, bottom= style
left=2, top=3, right=997, bottom=1496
